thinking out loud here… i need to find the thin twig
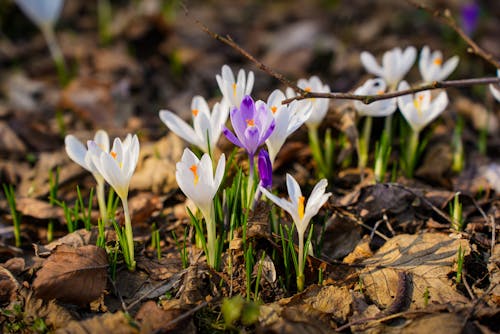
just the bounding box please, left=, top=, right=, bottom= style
left=186, top=3, right=500, bottom=106
left=282, top=77, right=500, bottom=104
left=407, top=0, right=500, bottom=70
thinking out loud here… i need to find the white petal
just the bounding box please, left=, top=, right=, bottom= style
left=286, top=173, right=302, bottom=208
left=437, top=56, right=459, bottom=81
left=490, top=84, right=500, bottom=102
left=400, top=46, right=417, bottom=77
left=260, top=186, right=295, bottom=216
left=15, top=0, right=64, bottom=26
left=360, top=51, right=384, bottom=77
left=65, top=135, right=89, bottom=170
left=419, top=46, right=430, bottom=80
left=99, top=153, right=128, bottom=199
left=159, top=110, right=204, bottom=149
left=246, top=71, right=255, bottom=95
left=94, top=130, right=110, bottom=153
left=214, top=153, right=226, bottom=191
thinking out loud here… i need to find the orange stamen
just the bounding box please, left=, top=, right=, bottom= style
left=297, top=196, right=305, bottom=220
left=192, top=109, right=199, bottom=116
left=189, top=164, right=199, bottom=185
left=111, top=151, right=117, bottom=159
left=246, top=119, right=255, bottom=126
left=433, top=58, right=442, bottom=66
left=305, top=87, right=311, bottom=92
left=271, top=106, right=277, bottom=114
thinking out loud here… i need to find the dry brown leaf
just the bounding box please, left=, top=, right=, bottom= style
left=0, top=121, right=26, bottom=154
left=137, top=300, right=195, bottom=334
left=360, top=233, right=470, bottom=310
left=35, top=229, right=97, bottom=256
left=486, top=243, right=500, bottom=307
left=56, top=311, right=139, bottom=334
left=16, top=197, right=65, bottom=220
left=402, top=313, right=463, bottom=334
left=60, top=78, right=117, bottom=126
left=303, top=285, right=353, bottom=321
left=0, top=266, right=19, bottom=303
left=33, top=244, right=108, bottom=305
left=131, top=134, right=183, bottom=194
left=21, top=289, right=75, bottom=329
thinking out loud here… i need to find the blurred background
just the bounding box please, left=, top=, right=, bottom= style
left=0, top=0, right=499, bottom=177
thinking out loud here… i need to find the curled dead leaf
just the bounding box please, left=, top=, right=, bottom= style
left=360, top=233, right=470, bottom=309
left=33, top=244, right=108, bottom=305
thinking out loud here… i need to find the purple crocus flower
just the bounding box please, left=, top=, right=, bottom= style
left=223, top=95, right=275, bottom=175
left=258, top=149, right=272, bottom=189
left=461, top=2, right=480, bottom=37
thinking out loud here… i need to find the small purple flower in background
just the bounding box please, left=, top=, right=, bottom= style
left=223, top=95, right=275, bottom=174
left=461, top=2, right=480, bottom=37
left=258, top=149, right=272, bottom=189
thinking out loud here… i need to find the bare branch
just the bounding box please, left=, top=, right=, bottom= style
left=407, top=0, right=500, bottom=70
left=282, top=77, right=500, bottom=105
left=187, top=3, right=500, bottom=106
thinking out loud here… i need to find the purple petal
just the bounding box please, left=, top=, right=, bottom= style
left=259, top=119, right=276, bottom=144
left=223, top=126, right=244, bottom=148
left=244, top=126, right=260, bottom=156
left=230, top=106, right=247, bottom=141
left=258, top=149, right=272, bottom=189
left=239, top=95, right=256, bottom=122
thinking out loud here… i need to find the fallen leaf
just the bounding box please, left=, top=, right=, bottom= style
left=60, top=78, right=117, bottom=127
left=56, top=311, right=138, bottom=334
left=0, top=266, right=19, bottom=303
left=360, top=233, right=470, bottom=309
left=0, top=121, right=26, bottom=154
left=131, top=134, right=183, bottom=194
left=16, top=197, right=65, bottom=221
left=33, top=244, right=108, bottom=305
left=402, top=312, right=463, bottom=334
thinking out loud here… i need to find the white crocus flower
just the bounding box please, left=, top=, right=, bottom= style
left=160, top=96, right=229, bottom=153
left=88, top=135, right=140, bottom=200
left=353, top=78, right=397, bottom=117
left=489, top=70, right=500, bottom=102
left=419, top=46, right=459, bottom=83
left=15, top=0, right=64, bottom=27
left=176, top=148, right=225, bottom=268
left=361, top=46, right=416, bottom=89
left=265, top=89, right=312, bottom=164
left=260, top=173, right=331, bottom=291
left=397, top=81, right=448, bottom=133
left=216, top=64, right=254, bottom=108
left=65, top=130, right=109, bottom=225
left=287, top=76, right=331, bottom=129
left=88, top=134, right=140, bottom=271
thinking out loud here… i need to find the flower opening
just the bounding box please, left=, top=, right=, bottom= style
left=189, top=164, right=199, bottom=185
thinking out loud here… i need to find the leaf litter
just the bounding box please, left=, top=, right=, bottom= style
left=0, top=0, right=499, bottom=333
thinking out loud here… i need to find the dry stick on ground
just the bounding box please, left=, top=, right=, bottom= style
left=189, top=8, right=500, bottom=105
left=407, top=0, right=500, bottom=70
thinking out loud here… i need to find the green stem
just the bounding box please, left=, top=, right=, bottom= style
left=40, top=23, right=68, bottom=86
left=202, top=204, right=217, bottom=269
left=121, top=196, right=136, bottom=271
left=247, top=155, right=255, bottom=209
left=96, top=180, right=108, bottom=226
left=297, top=230, right=305, bottom=292
left=308, top=125, right=326, bottom=178
left=406, top=130, right=420, bottom=178
left=358, top=116, right=372, bottom=169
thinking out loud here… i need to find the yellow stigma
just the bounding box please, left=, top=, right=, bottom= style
left=271, top=106, right=277, bottom=114
left=232, top=83, right=237, bottom=97
left=246, top=119, right=255, bottom=126
left=433, top=58, right=442, bottom=66
left=377, top=90, right=384, bottom=95
left=305, top=87, right=311, bottom=92
left=297, top=196, right=305, bottom=220
left=110, top=151, right=122, bottom=168
left=192, top=109, right=199, bottom=116
left=413, top=94, right=425, bottom=117
left=189, top=164, right=199, bottom=185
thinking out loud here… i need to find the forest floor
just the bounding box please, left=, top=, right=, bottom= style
left=0, top=0, right=499, bottom=333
